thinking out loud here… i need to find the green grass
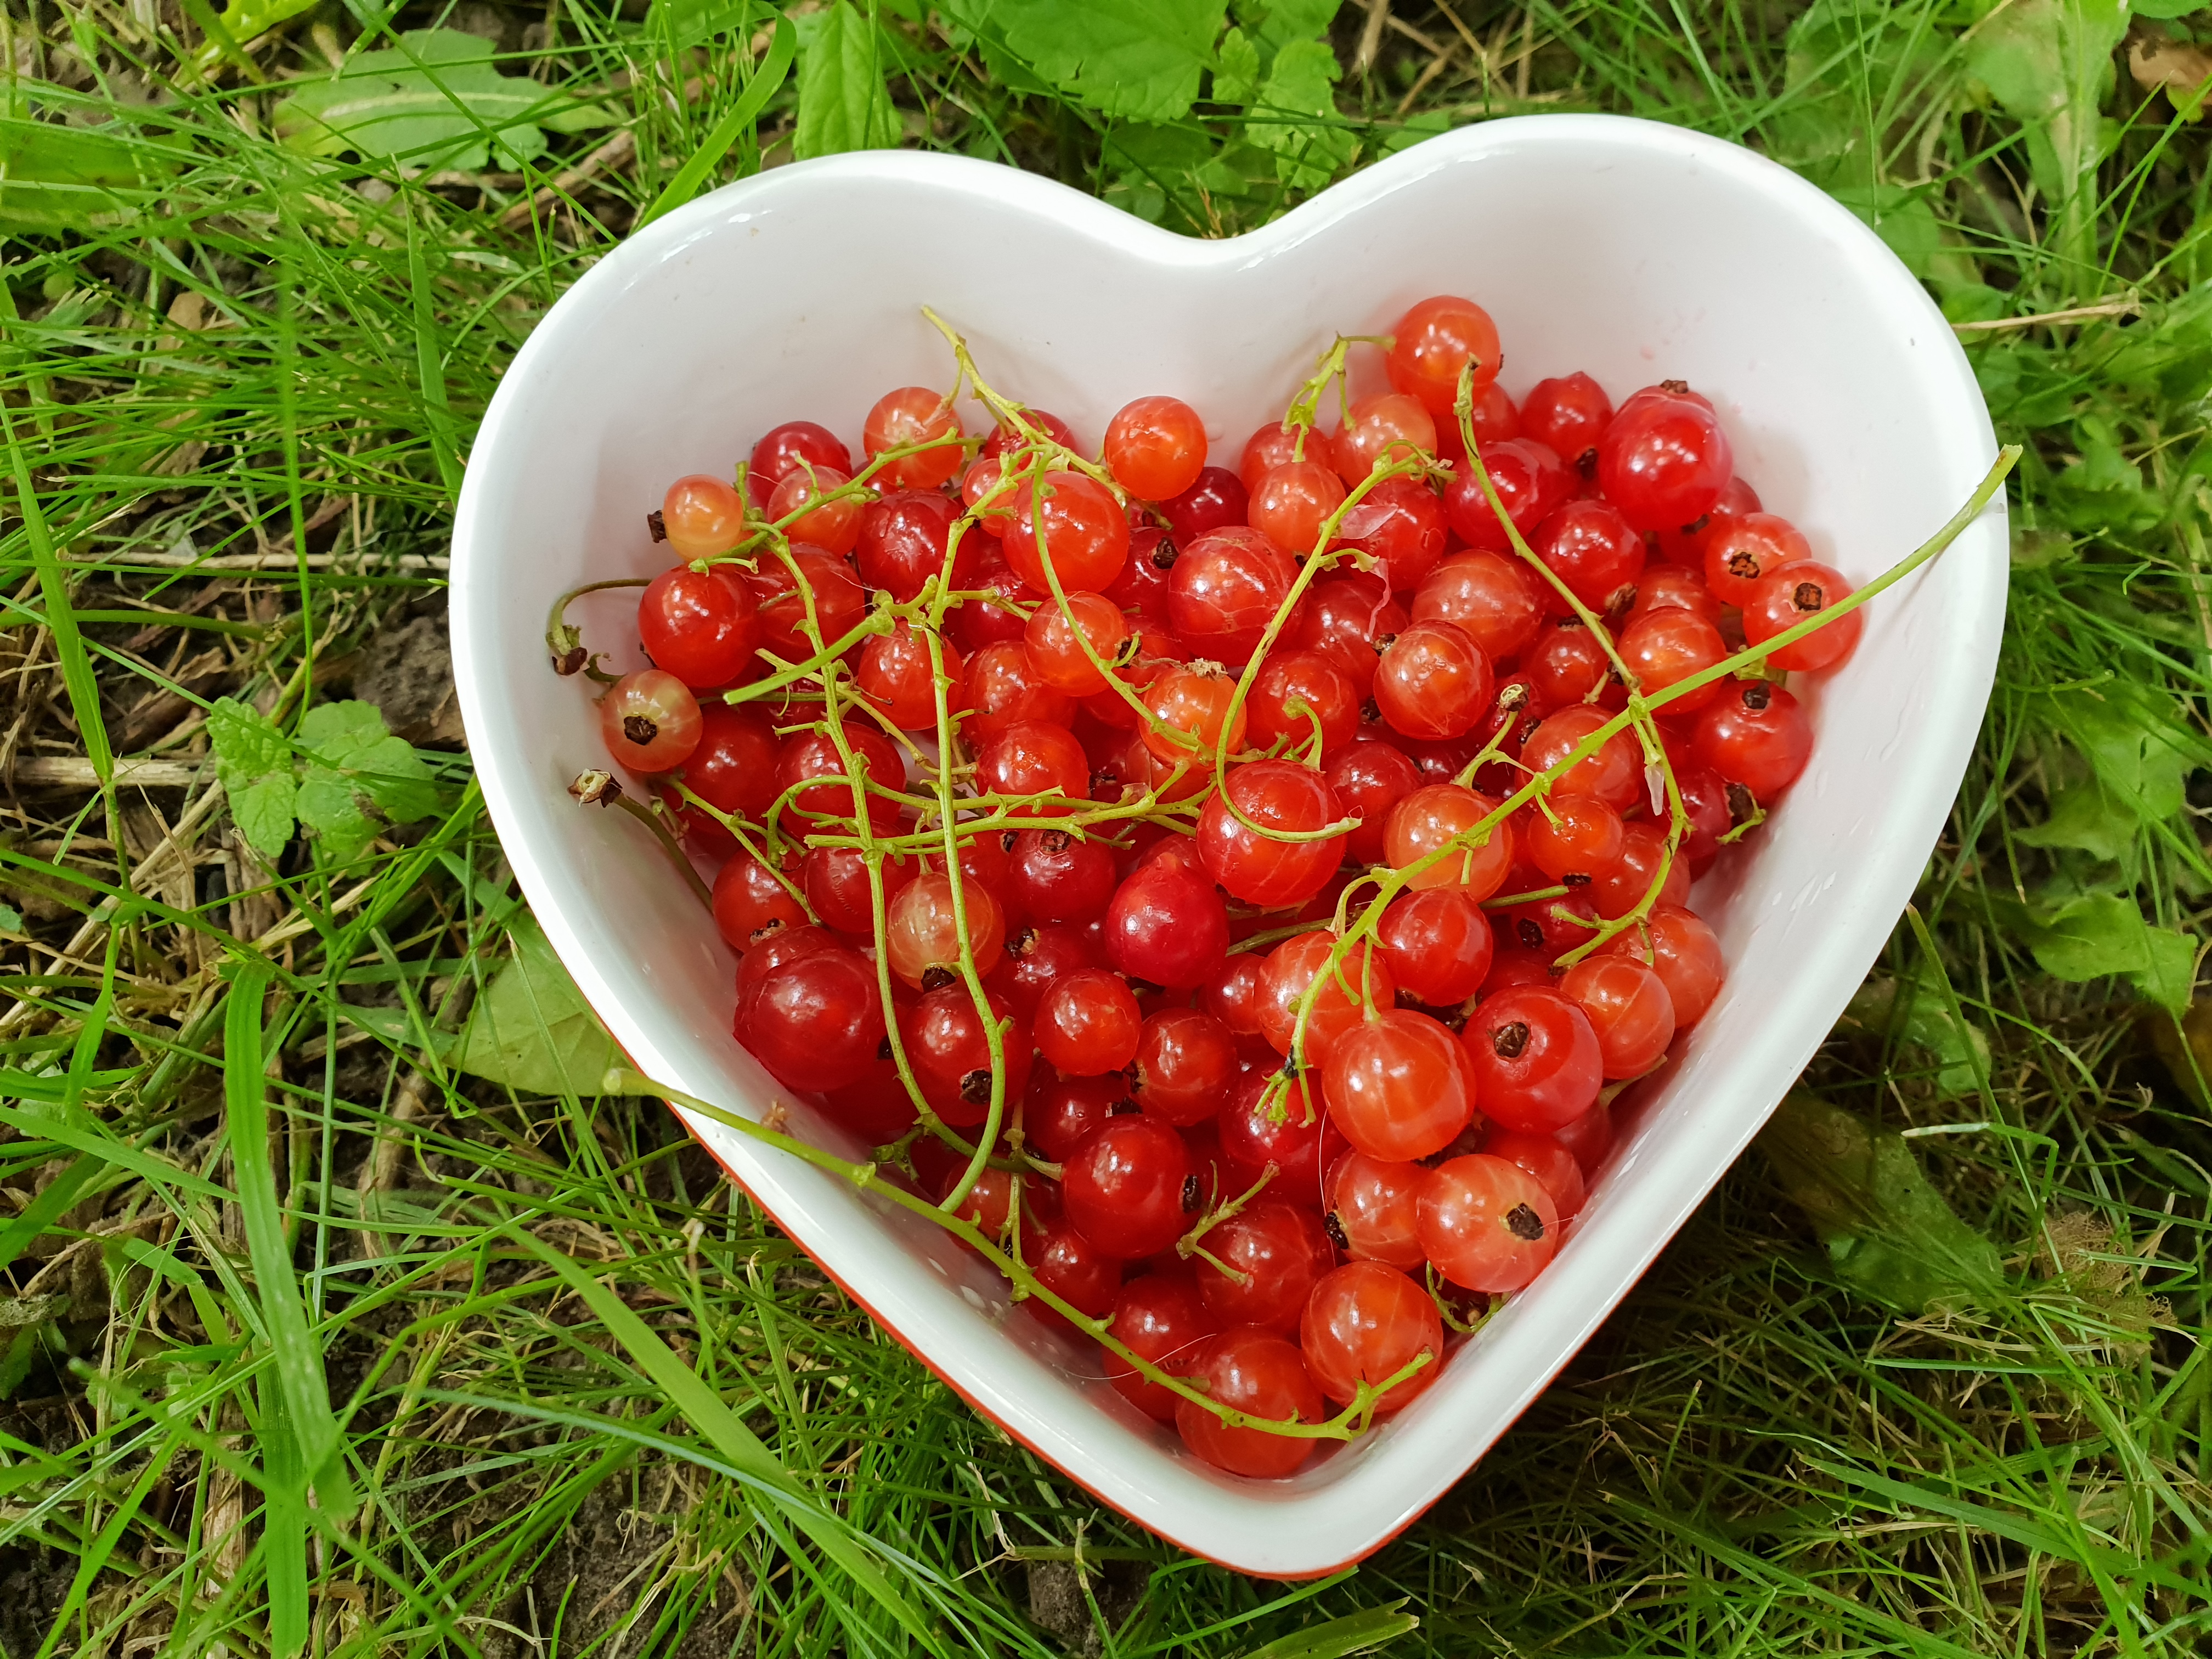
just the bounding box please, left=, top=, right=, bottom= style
left=3, top=1, right=2210, bottom=1653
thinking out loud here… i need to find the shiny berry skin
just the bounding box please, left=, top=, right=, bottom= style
left=1376, top=886, right=1494, bottom=1006
left=1526, top=620, right=1613, bottom=709
left=960, top=455, right=1013, bottom=534
left=772, top=721, right=904, bottom=831
left=1551, top=1096, right=1614, bottom=1177
left=1627, top=565, right=1725, bottom=628
left=1744, top=560, right=1861, bottom=673
left=857, top=624, right=962, bottom=731
left=1519, top=371, right=1614, bottom=471
left=993, top=921, right=1107, bottom=1021
left=1105, top=395, right=1208, bottom=501
left=601, top=669, right=701, bottom=772
left=712, top=851, right=805, bottom=952
left=1333, top=393, right=1438, bottom=486
left=1525, top=794, right=1625, bottom=883
left=1301, top=1260, right=1445, bottom=1412
left=803, top=843, right=914, bottom=936
left=1327, top=1151, right=1430, bottom=1269
left=1142, top=663, right=1248, bottom=769
left=1166, top=526, right=1299, bottom=667
left=1250, top=459, right=1346, bottom=557
left=1258, top=931, right=1395, bottom=1065
left=1334, top=476, right=1449, bottom=592
left=1521, top=706, right=1643, bottom=811
left=638, top=565, right=758, bottom=689
left=1445, top=439, right=1570, bottom=554
left=884, top=872, right=1007, bottom=989
left=1026, top=1222, right=1122, bottom=1331
left=1560, top=955, right=1675, bottom=1079
left=936, top=1163, right=1015, bottom=1246
left=660, top=474, right=746, bottom=558
left=1198, top=760, right=1349, bottom=909
left=1387, top=294, right=1503, bottom=416
left=1462, top=985, right=1602, bottom=1134
left=1655, top=473, right=1764, bottom=565
left=751, top=546, right=866, bottom=663
left=1620, top=607, right=1726, bottom=714
left=733, top=934, right=884, bottom=1093
left=1026, top=1070, right=1127, bottom=1163
left=1418, top=1153, right=1559, bottom=1293
left=977, top=719, right=1091, bottom=805
left=1176, top=1329, right=1327, bottom=1479
left=766, top=464, right=862, bottom=555
left=1531, top=499, right=1645, bottom=614
left=963, top=640, right=1075, bottom=744
left=1194, top=1201, right=1335, bottom=1336
left=1383, top=783, right=1516, bottom=900
left=1289, top=572, right=1407, bottom=697
left=981, top=408, right=1079, bottom=461
left=1322, top=1008, right=1474, bottom=1161
left=1481, top=1129, right=1587, bottom=1218
left=1702, top=511, right=1812, bottom=606
left=1692, top=681, right=1813, bottom=799
left=1675, top=764, right=1734, bottom=874
left=1246, top=650, right=1361, bottom=761
left=1064, top=1116, right=1194, bottom=1259
left=818, top=1058, right=919, bottom=1147
left=862, top=386, right=963, bottom=490
left=857, top=489, right=966, bottom=602
left=1597, top=392, right=1733, bottom=533
left=1217, top=1071, right=1345, bottom=1209
left=1102, top=526, right=1177, bottom=620
left=1201, top=954, right=1271, bottom=1037
left=1326, top=739, right=1422, bottom=865
left=903, top=984, right=1031, bottom=1127
left=1412, top=551, right=1543, bottom=661
left=749, top=420, right=853, bottom=506
left=1104, top=1274, right=1218, bottom=1422
left=669, top=702, right=779, bottom=845
left=1007, top=828, right=1116, bottom=924
left=1002, top=470, right=1130, bottom=596
left=1587, top=821, right=1690, bottom=921
left=1159, top=466, right=1250, bottom=548
left=1035, top=967, right=1142, bottom=1076
left=1239, top=421, right=1334, bottom=494
left=1600, top=903, right=1724, bottom=1028
left=1373, top=619, right=1494, bottom=743
left=1024, top=591, right=1132, bottom=695
left=1133, top=1007, right=1238, bottom=1126
left=1104, top=854, right=1229, bottom=990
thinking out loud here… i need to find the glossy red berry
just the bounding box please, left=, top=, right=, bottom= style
left=1376, top=886, right=1494, bottom=1007
left=1560, top=955, right=1675, bottom=1079
left=1159, top=466, right=1251, bottom=548
left=857, top=624, right=962, bottom=731
left=1599, top=903, right=1724, bottom=1029
left=1519, top=371, right=1614, bottom=471
left=1531, top=499, right=1645, bottom=614
left=733, top=932, right=884, bottom=1093
left=1587, top=820, right=1690, bottom=921
left=1006, top=828, right=1116, bottom=924
left=1035, top=967, right=1143, bottom=1076
left=1166, top=526, right=1300, bottom=668
left=1386, top=294, right=1503, bottom=416
left=1325, top=740, right=1421, bottom=865
left=601, top=669, right=702, bottom=772
left=1334, top=476, right=1449, bottom=592
left=766, top=464, right=862, bottom=554
left=1412, top=551, right=1543, bottom=661
left=1322, top=1007, right=1474, bottom=1162
left=1383, top=783, right=1516, bottom=900
left=1327, top=1151, right=1430, bottom=1269
left=1445, top=439, right=1569, bottom=554
left=903, top=983, right=1031, bottom=1127
left=751, top=546, right=866, bottom=663
left=857, top=489, right=968, bottom=602
left=1481, top=1128, right=1587, bottom=1218
left=1104, top=853, right=1229, bottom=990
left=668, top=702, right=778, bottom=847
left=771, top=721, right=905, bottom=831
left=1462, top=985, right=1602, bottom=1134
left=1333, top=393, right=1437, bottom=486
left=1142, top=663, right=1248, bottom=769
left=1104, top=1275, right=1219, bottom=1421
left=1619, top=607, right=1726, bottom=714
left=1524, top=794, right=1626, bottom=883
left=1257, top=932, right=1396, bottom=1065
left=884, top=872, right=1007, bottom=989
left=1743, top=561, right=1861, bottom=673
left=977, top=719, right=1091, bottom=805
left=802, top=843, right=914, bottom=936
left=1289, top=572, right=1407, bottom=697
left=1596, top=391, right=1733, bottom=533
left=1002, top=470, right=1131, bottom=596
left=1198, top=759, right=1349, bottom=909
left=1176, top=1329, right=1326, bottom=1479
left=1064, top=1116, right=1195, bottom=1259
left=1702, top=511, right=1812, bottom=607
left=1193, top=1201, right=1334, bottom=1336
left=1417, top=1153, right=1559, bottom=1293
left=1245, top=650, right=1361, bottom=761
left=1023, top=591, right=1133, bottom=695
left=963, top=640, right=1076, bottom=744
left=1026, top=1222, right=1123, bottom=1331
left=638, top=565, right=757, bottom=689
left=1105, top=395, right=1208, bottom=501
left=1239, top=421, right=1333, bottom=493
left=1520, top=706, right=1643, bottom=811
left=661, top=474, right=746, bottom=558
left=1250, top=459, right=1346, bottom=557
left=862, top=386, right=963, bottom=490
left=1301, top=1260, right=1444, bottom=1412
left=1691, top=681, right=1813, bottom=799
left=749, top=420, right=853, bottom=506
left=711, top=851, right=806, bottom=953
left=1132, top=1007, right=1238, bottom=1127
left=1373, top=619, right=1494, bottom=743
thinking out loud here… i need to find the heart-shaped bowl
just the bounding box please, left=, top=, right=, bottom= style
left=451, top=114, right=2004, bottom=1578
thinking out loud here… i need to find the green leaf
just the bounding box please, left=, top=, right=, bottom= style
left=450, top=915, right=628, bottom=1097
left=1759, top=1093, right=2005, bottom=1313
left=1962, top=0, right=2128, bottom=267
left=0, top=904, right=20, bottom=935
left=2014, top=781, right=2134, bottom=861
left=2132, top=0, right=2207, bottom=15
left=208, top=697, right=297, bottom=860
left=300, top=699, right=439, bottom=823
left=1214, top=25, right=1261, bottom=103
left=793, top=2, right=900, bottom=160
left=2039, top=685, right=2196, bottom=835
left=1830, top=183, right=1944, bottom=280
left=0, top=116, right=174, bottom=232
left=1239, top=1600, right=1418, bottom=1658
left=273, top=29, right=603, bottom=172
left=293, top=772, right=380, bottom=867
left=946, top=0, right=1230, bottom=123
left=2024, top=894, right=2197, bottom=1011
left=230, top=775, right=299, bottom=862
left=1245, top=37, right=1355, bottom=192
left=1844, top=974, right=1992, bottom=1101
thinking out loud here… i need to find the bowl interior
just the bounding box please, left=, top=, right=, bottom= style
left=450, top=116, right=2004, bottom=1576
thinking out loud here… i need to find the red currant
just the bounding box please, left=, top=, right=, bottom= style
left=1334, top=476, right=1449, bottom=592
left=1417, top=1153, right=1559, bottom=1293
left=1743, top=561, right=1861, bottom=673
left=767, top=465, right=862, bottom=555
left=712, top=850, right=805, bottom=952
left=1691, top=681, right=1812, bottom=799
left=1104, top=1274, right=1219, bottom=1421
left=1132, top=1007, right=1238, bottom=1127
left=1596, top=391, right=1733, bottom=533
left=1327, top=1150, right=1430, bottom=1269
left=862, top=386, right=964, bottom=490
left=661, top=474, right=746, bottom=558
left=1531, top=499, right=1644, bottom=614
left=1702, top=511, right=1811, bottom=607
left=1386, top=295, right=1503, bottom=416
left=1322, top=1007, right=1474, bottom=1161
left=749, top=420, right=852, bottom=507
left=1001, top=471, right=1130, bottom=596
left=1193, top=1200, right=1335, bottom=1335
left=1301, top=1260, right=1444, bottom=1412
left=733, top=930, right=884, bottom=1093
left=1064, top=1116, right=1195, bottom=1259
left=601, top=668, right=702, bottom=772
left=1326, top=738, right=1422, bottom=865
left=1462, top=985, right=1601, bottom=1133
left=1383, top=783, right=1516, bottom=900
left=1103, top=853, right=1229, bottom=990
left=1445, top=439, right=1569, bottom=554
left=1104, top=396, right=1208, bottom=501
left=1519, top=372, right=1614, bottom=472
left=1176, top=1329, right=1325, bottom=1478
left=1035, top=967, right=1143, bottom=1076
left=885, top=872, right=1007, bottom=989
left=1559, top=955, right=1675, bottom=1079
left=1376, top=886, right=1494, bottom=1006
left=1599, top=903, right=1724, bottom=1028
left=1198, top=759, right=1348, bottom=909
left=1332, top=392, right=1437, bottom=485
left=1412, top=551, right=1543, bottom=661
left=1373, top=619, right=1494, bottom=743
left=857, top=623, right=962, bottom=731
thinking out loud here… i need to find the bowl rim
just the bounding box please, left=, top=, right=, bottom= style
left=450, top=110, right=2006, bottom=1577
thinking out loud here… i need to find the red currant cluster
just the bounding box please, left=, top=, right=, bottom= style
left=556, top=296, right=1869, bottom=1479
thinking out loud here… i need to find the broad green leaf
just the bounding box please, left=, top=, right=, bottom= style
left=2015, top=781, right=2134, bottom=862
left=1103, top=120, right=1215, bottom=223
left=1831, top=183, right=1943, bottom=280
left=294, top=771, right=380, bottom=867
left=1760, top=1092, right=2004, bottom=1313
left=2027, top=894, right=2197, bottom=1011
left=273, top=29, right=607, bottom=172
left=2133, top=0, right=2208, bottom=15
left=2039, top=685, right=2194, bottom=834
left=230, top=775, right=298, bottom=862
left=0, top=117, right=173, bottom=232
left=1242, top=0, right=1343, bottom=48
left=1844, top=974, right=1991, bottom=1101
left=946, top=0, right=1229, bottom=123
left=300, top=699, right=439, bottom=824
left=793, top=2, right=900, bottom=159
left=208, top=697, right=297, bottom=859
left=1963, top=0, right=2128, bottom=268
left=1241, top=1600, right=1418, bottom=1658
left=450, top=915, right=627, bottom=1097
left=1214, top=25, right=1262, bottom=103
left=1245, top=37, right=1355, bottom=192
left=0, top=904, right=21, bottom=935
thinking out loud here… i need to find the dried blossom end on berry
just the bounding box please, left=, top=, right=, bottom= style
left=568, top=770, right=623, bottom=806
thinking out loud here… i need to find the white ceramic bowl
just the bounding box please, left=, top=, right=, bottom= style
left=451, top=115, right=2004, bottom=1578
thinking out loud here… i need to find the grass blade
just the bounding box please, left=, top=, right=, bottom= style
left=634, top=15, right=797, bottom=232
